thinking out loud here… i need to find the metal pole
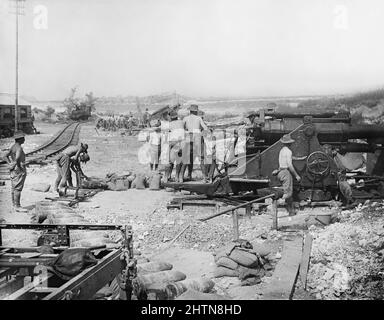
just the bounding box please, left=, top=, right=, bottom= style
left=199, top=193, right=275, bottom=222
left=15, top=0, right=19, bottom=132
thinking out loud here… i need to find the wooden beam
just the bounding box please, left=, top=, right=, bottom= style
left=262, top=236, right=303, bottom=300
left=299, top=233, right=313, bottom=290
left=4, top=273, right=52, bottom=300
left=0, top=276, right=25, bottom=299
left=272, top=199, right=278, bottom=230
left=232, top=211, right=239, bottom=240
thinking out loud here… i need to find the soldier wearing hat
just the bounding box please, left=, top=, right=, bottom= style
left=180, top=104, right=208, bottom=182
left=273, top=134, right=301, bottom=216
left=54, top=143, right=89, bottom=193
left=4, top=130, right=28, bottom=212
left=245, top=111, right=257, bottom=125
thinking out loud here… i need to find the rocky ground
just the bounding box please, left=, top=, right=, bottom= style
left=1, top=121, right=383, bottom=300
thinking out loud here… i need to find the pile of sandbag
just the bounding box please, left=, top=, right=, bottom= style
left=79, top=171, right=163, bottom=191
left=32, top=201, right=118, bottom=248
left=134, top=260, right=216, bottom=300
left=212, top=240, right=274, bottom=286
left=105, top=172, right=135, bottom=191
left=94, top=257, right=220, bottom=300
left=31, top=201, right=84, bottom=224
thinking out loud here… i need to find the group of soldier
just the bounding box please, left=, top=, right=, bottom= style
left=147, top=104, right=217, bottom=183
left=95, top=109, right=151, bottom=132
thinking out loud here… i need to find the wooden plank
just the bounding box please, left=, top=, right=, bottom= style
left=272, top=199, right=278, bottom=230
left=30, top=287, right=56, bottom=294
left=232, top=211, right=239, bottom=240
left=0, top=277, right=25, bottom=299
left=4, top=273, right=52, bottom=300
left=299, top=233, right=313, bottom=290
left=262, top=236, right=303, bottom=300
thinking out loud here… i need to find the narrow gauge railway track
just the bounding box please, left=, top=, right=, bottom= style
left=0, top=122, right=82, bottom=179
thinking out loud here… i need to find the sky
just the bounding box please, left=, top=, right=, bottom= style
left=1, top=0, right=384, bottom=100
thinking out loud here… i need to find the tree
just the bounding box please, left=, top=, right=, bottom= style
left=45, top=106, right=55, bottom=118
left=63, top=86, right=81, bottom=115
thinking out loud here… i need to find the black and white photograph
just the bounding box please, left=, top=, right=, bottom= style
left=1, top=0, right=384, bottom=304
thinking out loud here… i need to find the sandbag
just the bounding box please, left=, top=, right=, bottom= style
left=131, top=174, right=146, bottom=189
left=137, top=261, right=173, bottom=274
left=216, top=256, right=238, bottom=270
left=114, top=178, right=129, bottom=191
left=48, top=248, right=98, bottom=280
left=81, top=178, right=108, bottom=189
left=136, top=270, right=186, bottom=288
left=213, top=266, right=239, bottom=278
left=45, top=217, right=89, bottom=224
left=144, top=278, right=215, bottom=300
left=251, top=243, right=273, bottom=257
left=177, top=278, right=215, bottom=293
left=149, top=174, right=161, bottom=190
left=237, top=265, right=264, bottom=280
left=213, top=244, right=236, bottom=263
left=31, top=210, right=47, bottom=224
left=229, top=248, right=259, bottom=268
left=33, top=202, right=69, bottom=223
left=176, top=289, right=231, bottom=300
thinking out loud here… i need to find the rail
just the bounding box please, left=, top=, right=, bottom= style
left=0, top=122, right=82, bottom=178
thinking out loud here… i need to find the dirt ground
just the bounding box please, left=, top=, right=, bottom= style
left=4, top=121, right=381, bottom=300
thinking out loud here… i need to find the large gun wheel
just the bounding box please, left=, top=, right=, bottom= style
left=306, top=151, right=330, bottom=177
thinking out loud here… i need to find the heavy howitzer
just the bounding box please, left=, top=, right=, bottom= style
left=227, top=109, right=384, bottom=201
left=165, top=108, right=384, bottom=202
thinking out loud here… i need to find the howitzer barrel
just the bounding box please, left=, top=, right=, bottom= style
left=252, top=122, right=384, bottom=144
left=265, top=111, right=349, bottom=119
left=317, top=124, right=384, bottom=143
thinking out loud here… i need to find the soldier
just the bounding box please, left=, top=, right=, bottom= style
left=68, top=153, right=90, bottom=188
left=4, top=131, right=28, bottom=212
left=164, top=110, right=184, bottom=182
left=202, top=129, right=216, bottom=183
left=143, top=108, right=151, bottom=127
left=180, top=104, right=208, bottom=182
left=273, top=134, right=301, bottom=216
left=54, top=143, right=88, bottom=193
left=148, top=127, right=161, bottom=171
left=245, top=111, right=257, bottom=126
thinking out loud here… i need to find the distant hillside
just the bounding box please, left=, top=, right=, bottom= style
left=299, top=88, right=384, bottom=125
left=300, top=88, right=384, bottom=109
left=96, top=92, right=192, bottom=106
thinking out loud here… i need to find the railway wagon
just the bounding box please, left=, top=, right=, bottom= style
left=69, top=105, right=92, bottom=121
left=0, top=94, right=36, bottom=137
